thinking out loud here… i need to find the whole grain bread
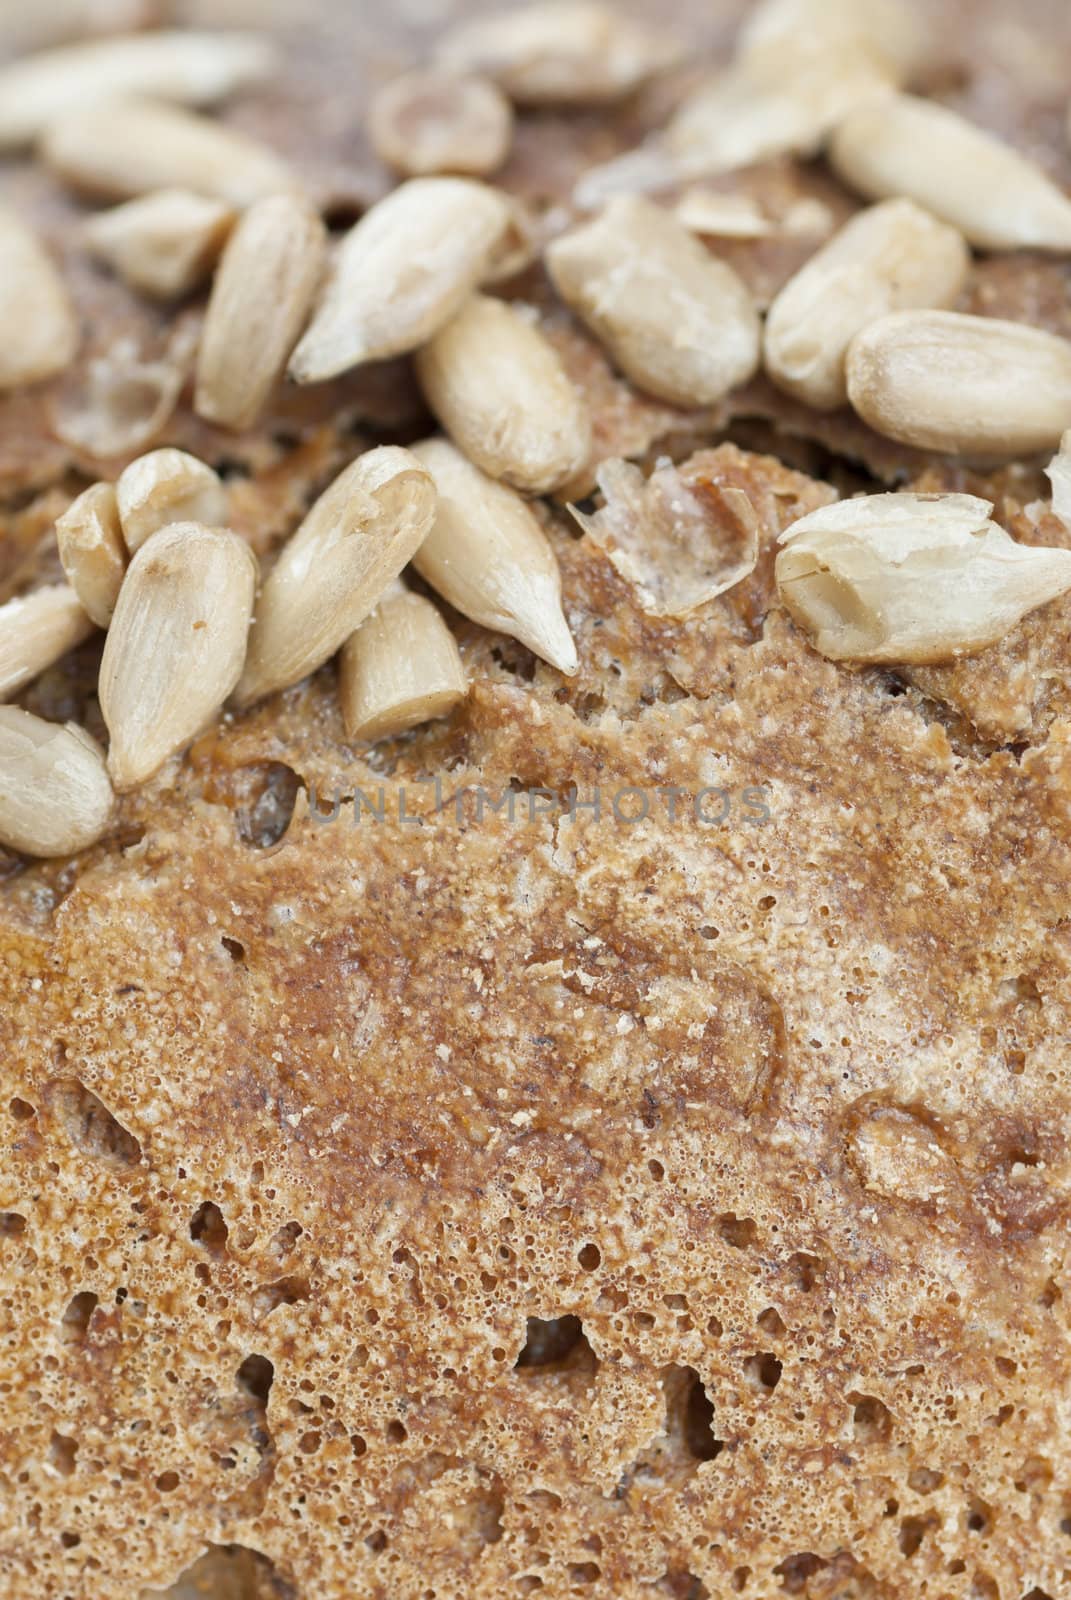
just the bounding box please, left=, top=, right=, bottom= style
left=2, top=1, right=1071, bottom=1598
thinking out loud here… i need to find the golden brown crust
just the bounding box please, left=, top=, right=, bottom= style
left=3, top=3, right=1071, bottom=1598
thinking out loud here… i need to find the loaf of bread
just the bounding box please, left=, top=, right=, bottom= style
left=2, top=2, right=1070, bottom=1597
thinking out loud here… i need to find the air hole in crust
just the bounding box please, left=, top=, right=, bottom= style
left=898, top=1515, right=935, bottom=1557
left=235, top=761, right=300, bottom=848
left=515, top=1315, right=597, bottom=1376
left=60, top=1291, right=98, bottom=1344
left=253, top=1275, right=310, bottom=1320
left=568, top=1563, right=600, bottom=1585
left=46, top=1078, right=141, bottom=1168
left=774, top=1553, right=825, bottom=1592
left=717, top=1214, right=758, bottom=1249
left=189, top=1201, right=228, bottom=1254
left=236, top=1353, right=274, bottom=1405
left=786, top=1252, right=824, bottom=1292
left=665, top=1365, right=723, bottom=1461
left=757, top=1307, right=786, bottom=1338
left=146, top=1545, right=294, bottom=1598
left=849, top=1392, right=893, bottom=1444
left=48, top=1432, right=78, bottom=1476
left=743, top=1352, right=783, bottom=1392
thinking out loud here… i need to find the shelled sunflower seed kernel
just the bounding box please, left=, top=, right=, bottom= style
left=0, top=203, right=79, bottom=390
left=437, top=1, right=681, bottom=106
left=55, top=482, right=128, bottom=628
left=115, top=449, right=228, bottom=554
left=738, top=0, right=929, bottom=80
left=1046, top=432, right=1071, bottom=532
left=674, top=191, right=775, bottom=240
left=289, top=177, right=513, bottom=382
left=100, top=521, right=257, bottom=790
left=411, top=438, right=578, bottom=674
left=775, top=493, right=1071, bottom=663
left=830, top=93, right=1071, bottom=252
left=0, top=587, right=95, bottom=702
left=0, top=31, right=276, bottom=149
left=40, top=98, right=294, bottom=205
left=576, top=0, right=917, bottom=208
left=51, top=322, right=197, bottom=461
left=195, top=191, right=326, bottom=431
left=846, top=311, right=1071, bottom=457
left=0, top=708, right=114, bottom=857
left=368, top=70, right=514, bottom=178
left=415, top=294, right=592, bottom=495
left=662, top=37, right=897, bottom=183
left=546, top=195, right=761, bottom=409
left=84, top=189, right=235, bottom=301
left=0, top=0, right=162, bottom=56
left=340, top=584, right=468, bottom=742
left=235, top=447, right=436, bottom=707
left=763, top=199, right=969, bottom=411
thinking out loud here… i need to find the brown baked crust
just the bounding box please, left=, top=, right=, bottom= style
left=3, top=3, right=1071, bottom=1599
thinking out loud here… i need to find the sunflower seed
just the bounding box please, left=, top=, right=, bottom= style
left=0, top=586, right=95, bottom=701
left=482, top=195, right=543, bottom=283
left=100, top=522, right=257, bottom=790
left=1, top=1, right=164, bottom=55
left=411, top=437, right=578, bottom=674
left=368, top=69, right=513, bottom=178
left=437, top=2, right=681, bottom=106
left=415, top=295, right=592, bottom=495
left=574, top=0, right=914, bottom=205
left=830, top=94, right=1071, bottom=252
left=115, top=448, right=228, bottom=554
left=674, top=190, right=775, bottom=239
left=288, top=177, right=512, bottom=383
left=776, top=492, right=1071, bottom=663
left=84, top=188, right=235, bottom=301
left=195, top=192, right=326, bottom=431
left=0, top=708, right=114, bottom=858
left=51, top=320, right=198, bottom=462
left=546, top=195, right=761, bottom=408
left=659, top=3, right=902, bottom=183
left=764, top=199, right=969, bottom=411
left=1045, top=431, right=1071, bottom=532
left=739, top=0, right=928, bottom=80
left=0, top=204, right=79, bottom=390
left=40, top=99, right=293, bottom=206
left=235, top=446, right=436, bottom=707
left=572, top=143, right=684, bottom=212
left=55, top=482, right=128, bottom=628
left=340, top=585, right=467, bottom=742
left=0, top=31, right=276, bottom=149
left=662, top=37, right=896, bottom=183
left=846, top=311, right=1071, bottom=458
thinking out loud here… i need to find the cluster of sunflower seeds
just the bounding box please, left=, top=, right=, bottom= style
left=4, top=0, right=1071, bottom=859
